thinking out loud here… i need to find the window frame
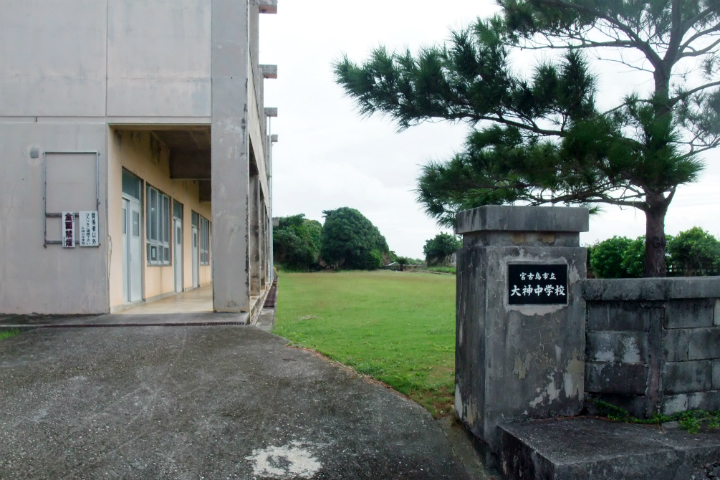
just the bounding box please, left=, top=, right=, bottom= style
left=145, top=184, right=171, bottom=266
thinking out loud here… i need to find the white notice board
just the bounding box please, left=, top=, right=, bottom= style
left=79, top=211, right=99, bottom=247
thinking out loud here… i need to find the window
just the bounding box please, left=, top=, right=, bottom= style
left=146, top=184, right=171, bottom=266
left=173, top=200, right=183, bottom=220
left=122, top=169, right=142, bottom=201
left=200, top=216, right=210, bottom=265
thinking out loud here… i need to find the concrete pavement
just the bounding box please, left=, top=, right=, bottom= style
left=0, top=322, right=479, bottom=479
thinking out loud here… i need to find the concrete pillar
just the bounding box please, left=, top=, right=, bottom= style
left=249, top=174, right=261, bottom=296
left=211, top=0, right=250, bottom=313
left=260, top=204, right=267, bottom=288
left=454, top=206, right=589, bottom=459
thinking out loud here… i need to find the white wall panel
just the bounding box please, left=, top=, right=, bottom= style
left=107, top=0, right=212, bottom=117
left=0, top=123, right=109, bottom=314
left=0, top=0, right=107, bottom=117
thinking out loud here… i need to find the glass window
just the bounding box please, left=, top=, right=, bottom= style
left=145, top=184, right=171, bottom=266
left=199, top=215, right=210, bottom=265
left=163, top=196, right=170, bottom=243
left=173, top=200, right=183, bottom=220
left=122, top=169, right=142, bottom=200
left=132, top=211, right=140, bottom=237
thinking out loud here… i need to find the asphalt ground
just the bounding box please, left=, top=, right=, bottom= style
left=0, top=322, right=482, bottom=480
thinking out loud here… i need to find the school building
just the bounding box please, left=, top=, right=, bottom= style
left=0, top=0, right=278, bottom=317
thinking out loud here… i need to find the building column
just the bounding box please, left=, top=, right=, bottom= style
left=211, top=0, right=250, bottom=313
left=260, top=203, right=268, bottom=289
left=250, top=174, right=261, bottom=296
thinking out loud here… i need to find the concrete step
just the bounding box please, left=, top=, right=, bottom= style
left=499, top=417, right=720, bottom=480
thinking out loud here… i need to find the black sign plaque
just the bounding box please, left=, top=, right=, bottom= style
left=508, top=264, right=568, bottom=305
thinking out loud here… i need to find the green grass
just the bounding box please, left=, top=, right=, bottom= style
left=0, top=329, right=20, bottom=341
left=274, top=270, right=456, bottom=417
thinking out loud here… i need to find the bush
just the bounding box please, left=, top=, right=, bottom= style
left=590, top=236, right=643, bottom=279
left=667, top=227, right=720, bottom=275
left=320, top=207, right=390, bottom=270
left=620, top=236, right=646, bottom=278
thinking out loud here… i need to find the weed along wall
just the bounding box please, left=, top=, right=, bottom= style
left=584, top=277, right=720, bottom=418
left=454, top=205, right=589, bottom=459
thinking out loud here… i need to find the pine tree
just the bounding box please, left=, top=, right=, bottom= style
left=335, top=0, right=720, bottom=276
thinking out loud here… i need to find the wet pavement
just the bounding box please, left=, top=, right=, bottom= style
left=0, top=320, right=479, bottom=479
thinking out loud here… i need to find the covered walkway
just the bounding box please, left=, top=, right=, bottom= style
left=0, top=284, right=273, bottom=328
left=118, top=286, right=213, bottom=315
left=113, top=284, right=270, bottom=326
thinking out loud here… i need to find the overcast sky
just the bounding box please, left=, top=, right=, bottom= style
left=260, top=0, right=720, bottom=259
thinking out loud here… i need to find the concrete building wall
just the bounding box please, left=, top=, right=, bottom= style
left=0, top=0, right=107, bottom=117
left=0, top=122, right=109, bottom=314
left=107, top=130, right=212, bottom=309
left=248, top=71, right=269, bottom=201
left=0, top=0, right=212, bottom=120
left=107, top=0, right=212, bottom=118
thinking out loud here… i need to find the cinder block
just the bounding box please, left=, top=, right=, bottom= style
left=687, top=327, right=720, bottom=361
left=662, top=394, right=688, bottom=416
left=586, top=393, right=653, bottom=419
left=664, top=391, right=720, bottom=415
left=586, top=301, right=650, bottom=332
left=665, top=299, right=715, bottom=329
left=585, top=362, right=647, bottom=394
left=664, top=329, right=690, bottom=362
left=587, top=331, right=647, bottom=364
left=715, top=299, right=720, bottom=326
left=688, top=390, right=720, bottom=410
left=663, top=361, right=712, bottom=394
left=714, top=360, right=720, bottom=390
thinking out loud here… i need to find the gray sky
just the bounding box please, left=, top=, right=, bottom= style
left=260, top=0, right=720, bottom=259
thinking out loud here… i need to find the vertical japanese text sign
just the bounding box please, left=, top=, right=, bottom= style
left=79, top=211, right=99, bottom=247
left=62, top=212, right=75, bottom=248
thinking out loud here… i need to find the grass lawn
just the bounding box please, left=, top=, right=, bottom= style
left=274, top=270, right=456, bottom=417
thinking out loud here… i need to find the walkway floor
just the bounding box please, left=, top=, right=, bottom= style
left=0, top=319, right=485, bottom=479
left=0, top=286, right=255, bottom=327
left=118, top=286, right=214, bottom=315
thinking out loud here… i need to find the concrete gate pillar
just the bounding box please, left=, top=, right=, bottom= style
left=211, top=0, right=250, bottom=313
left=454, top=206, right=589, bottom=457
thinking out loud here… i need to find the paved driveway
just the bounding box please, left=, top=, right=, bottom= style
left=0, top=324, right=471, bottom=479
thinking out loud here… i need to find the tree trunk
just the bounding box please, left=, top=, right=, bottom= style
left=644, top=193, right=669, bottom=277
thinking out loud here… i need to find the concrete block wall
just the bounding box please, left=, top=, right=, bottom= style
left=583, top=278, right=720, bottom=418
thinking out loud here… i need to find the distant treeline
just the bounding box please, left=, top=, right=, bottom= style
left=273, top=209, right=462, bottom=272
left=273, top=208, right=390, bottom=271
